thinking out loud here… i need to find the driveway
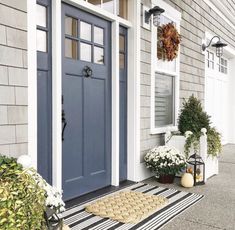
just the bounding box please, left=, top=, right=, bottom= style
left=143, top=144, right=235, bottom=230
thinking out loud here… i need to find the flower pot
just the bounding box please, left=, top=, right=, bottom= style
left=158, top=174, right=175, bottom=184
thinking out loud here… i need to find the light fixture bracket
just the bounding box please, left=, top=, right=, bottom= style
left=144, top=6, right=165, bottom=24
left=202, top=35, right=227, bottom=57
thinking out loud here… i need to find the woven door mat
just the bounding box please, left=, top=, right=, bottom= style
left=85, top=191, right=168, bottom=224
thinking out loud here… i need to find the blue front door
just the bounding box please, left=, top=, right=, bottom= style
left=62, top=4, right=111, bottom=201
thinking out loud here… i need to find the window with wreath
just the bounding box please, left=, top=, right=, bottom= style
left=151, top=8, right=181, bottom=133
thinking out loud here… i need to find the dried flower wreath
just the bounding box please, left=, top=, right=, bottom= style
left=157, top=22, right=181, bottom=61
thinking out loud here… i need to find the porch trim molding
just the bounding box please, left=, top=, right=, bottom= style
left=52, top=0, right=62, bottom=189
left=27, top=0, right=37, bottom=169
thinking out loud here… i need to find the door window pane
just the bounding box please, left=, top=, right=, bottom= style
left=118, top=0, right=128, bottom=19
left=65, top=38, right=78, bottom=59
left=119, top=53, right=125, bottom=69
left=119, top=35, right=125, bottom=52
left=37, top=29, right=47, bottom=52
left=94, top=46, right=104, bottom=64
left=103, top=0, right=114, bottom=13
left=94, top=26, right=104, bottom=45
left=155, top=73, right=174, bottom=127
left=65, top=16, right=78, bottom=37
left=80, top=21, right=92, bottom=41
left=88, top=0, right=101, bottom=7
left=80, top=43, right=92, bottom=62
left=36, top=4, right=47, bottom=28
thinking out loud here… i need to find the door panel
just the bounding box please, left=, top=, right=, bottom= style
left=62, top=3, right=111, bottom=200
left=119, top=26, right=127, bottom=182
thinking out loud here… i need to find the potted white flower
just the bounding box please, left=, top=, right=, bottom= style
left=27, top=169, right=66, bottom=229
left=144, top=146, right=187, bottom=183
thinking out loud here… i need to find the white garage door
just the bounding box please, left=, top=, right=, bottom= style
left=205, top=50, right=229, bottom=144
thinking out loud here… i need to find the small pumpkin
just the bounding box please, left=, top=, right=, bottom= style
left=181, top=173, right=194, bottom=188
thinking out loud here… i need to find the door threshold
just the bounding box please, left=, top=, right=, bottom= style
left=65, top=180, right=135, bottom=209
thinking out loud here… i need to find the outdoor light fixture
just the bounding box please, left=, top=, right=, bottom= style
left=202, top=36, right=227, bottom=57
left=145, top=6, right=165, bottom=27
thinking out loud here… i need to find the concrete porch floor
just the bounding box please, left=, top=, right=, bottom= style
left=143, top=144, right=235, bottom=230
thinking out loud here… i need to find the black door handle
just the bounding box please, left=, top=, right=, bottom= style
left=62, top=109, right=67, bottom=141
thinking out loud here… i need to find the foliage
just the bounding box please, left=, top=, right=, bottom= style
left=184, top=133, right=200, bottom=158
left=178, top=95, right=222, bottom=157
left=0, top=155, right=46, bottom=230
left=144, top=146, right=187, bottom=176
left=178, top=95, right=211, bottom=134
left=207, top=128, right=222, bottom=157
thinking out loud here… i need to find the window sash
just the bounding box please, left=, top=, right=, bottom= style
left=154, top=72, right=175, bottom=128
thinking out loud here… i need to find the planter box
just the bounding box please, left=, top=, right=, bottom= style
left=165, top=133, right=219, bottom=181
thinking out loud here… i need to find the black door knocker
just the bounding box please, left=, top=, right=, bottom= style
left=83, top=66, right=93, bottom=77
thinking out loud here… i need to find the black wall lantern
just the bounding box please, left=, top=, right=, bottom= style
left=187, top=153, right=205, bottom=186
left=202, top=36, right=227, bottom=57
left=145, top=6, right=165, bottom=27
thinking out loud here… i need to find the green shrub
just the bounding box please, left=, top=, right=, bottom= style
left=178, top=95, right=222, bottom=157
left=0, top=155, right=46, bottom=230
left=178, top=95, right=211, bottom=134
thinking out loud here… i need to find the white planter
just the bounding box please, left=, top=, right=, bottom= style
left=165, top=132, right=219, bottom=181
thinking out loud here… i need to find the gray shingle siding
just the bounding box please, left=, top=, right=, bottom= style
left=140, top=0, right=235, bottom=161
left=0, top=1, right=27, bottom=158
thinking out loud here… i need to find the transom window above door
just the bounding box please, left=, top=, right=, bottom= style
left=84, top=0, right=128, bottom=19
left=65, top=16, right=105, bottom=65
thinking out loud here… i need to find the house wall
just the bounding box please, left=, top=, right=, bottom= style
left=140, top=0, right=235, bottom=162
left=0, top=1, right=28, bottom=158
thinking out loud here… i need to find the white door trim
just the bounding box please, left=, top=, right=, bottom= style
left=52, top=0, right=62, bottom=189
left=27, top=0, right=37, bottom=168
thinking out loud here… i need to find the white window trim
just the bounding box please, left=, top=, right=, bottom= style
left=150, top=1, right=181, bottom=135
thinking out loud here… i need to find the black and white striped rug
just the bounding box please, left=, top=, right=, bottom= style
left=62, top=183, right=204, bottom=230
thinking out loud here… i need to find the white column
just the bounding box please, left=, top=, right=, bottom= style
left=52, top=0, right=62, bottom=190
left=111, top=20, right=120, bottom=186
left=27, top=0, right=37, bottom=169
left=127, top=0, right=141, bottom=181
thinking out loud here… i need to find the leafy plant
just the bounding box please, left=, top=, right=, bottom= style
left=178, top=95, right=222, bottom=157
left=207, top=128, right=222, bottom=157
left=0, top=155, right=46, bottom=230
left=184, top=133, right=200, bottom=157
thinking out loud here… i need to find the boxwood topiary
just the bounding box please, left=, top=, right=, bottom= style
left=0, top=155, right=47, bottom=230
left=178, top=95, right=211, bottom=134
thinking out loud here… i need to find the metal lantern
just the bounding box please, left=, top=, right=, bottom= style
left=187, top=153, right=205, bottom=186
left=44, top=208, right=63, bottom=230
left=202, top=35, right=227, bottom=57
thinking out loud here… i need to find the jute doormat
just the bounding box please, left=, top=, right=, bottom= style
left=85, top=191, right=168, bottom=224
